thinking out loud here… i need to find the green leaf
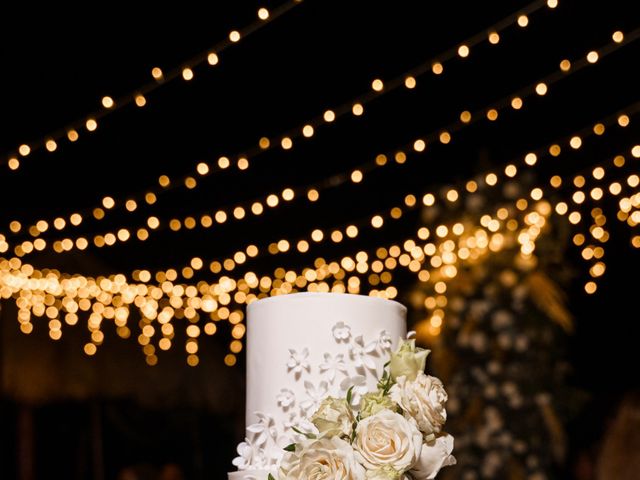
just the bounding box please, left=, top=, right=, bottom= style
left=283, top=443, right=296, bottom=452
left=346, top=385, right=354, bottom=404
left=268, top=475, right=276, bottom=480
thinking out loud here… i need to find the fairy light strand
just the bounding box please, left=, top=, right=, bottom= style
left=3, top=0, right=562, bottom=235
left=18, top=94, right=640, bottom=268
left=2, top=0, right=304, bottom=170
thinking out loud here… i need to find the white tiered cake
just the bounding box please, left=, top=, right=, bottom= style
left=229, top=292, right=407, bottom=479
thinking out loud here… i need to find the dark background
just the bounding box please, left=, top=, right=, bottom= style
left=1, top=1, right=639, bottom=478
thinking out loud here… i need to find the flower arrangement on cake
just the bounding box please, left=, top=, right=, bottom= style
left=270, top=336, right=456, bottom=479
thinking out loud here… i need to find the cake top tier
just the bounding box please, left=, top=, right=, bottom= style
left=233, top=292, right=408, bottom=477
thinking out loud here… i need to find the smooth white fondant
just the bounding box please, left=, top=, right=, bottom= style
left=228, top=292, right=407, bottom=478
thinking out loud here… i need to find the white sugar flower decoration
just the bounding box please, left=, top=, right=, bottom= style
left=231, top=441, right=255, bottom=470
left=300, top=380, right=329, bottom=415
left=277, top=389, right=296, bottom=411
left=350, top=335, right=377, bottom=370
left=332, top=321, right=351, bottom=342
left=287, top=348, right=310, bottom=377
left=340, top=374, right=368, bottom=406
left=319, top=352, right=348, bottom=382
left=377, top=330, right=393, bottom=352
left=246, top=413, right=277, bottom=447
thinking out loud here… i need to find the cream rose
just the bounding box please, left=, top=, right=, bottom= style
left=389, top=339, right=430, bottom=381
left=279, top=436, right=365, bottom=480
left=354, top=409, right=422, bottom=472
left=390, top=372, right=447, bottom=435
left=409, top=433, right=456, bottom=480
left=311, top=396, right=353, bottom=437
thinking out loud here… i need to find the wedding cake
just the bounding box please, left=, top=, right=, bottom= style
left=229, top=292, right=455, bottom=480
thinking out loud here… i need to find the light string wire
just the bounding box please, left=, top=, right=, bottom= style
left=2, top=0, right=560, bottom=237
left=9, top=26, right=635, bottom=259
left=2, top=0, right=304, bottom=171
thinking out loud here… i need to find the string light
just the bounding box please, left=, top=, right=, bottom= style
left=11, top=27, right=634, bottom=251
left=1, top=0, right=304, bottom=169
left=2, top=146, right=637, bottom=362
left=21, top=92, right=640, bottom=263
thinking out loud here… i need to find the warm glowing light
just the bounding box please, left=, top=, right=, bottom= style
left=151, top=67, right=163, bottom=79
left=86, top=118, right=98, bottom=131
left=549, top=144, right=561, bottom=156
left=307, top=189, right=319, bottom=202
left=207, top=52, right=219, bottom=65
left=517, top=15, right=529, bottom=27
left=584, top=281, right=597, bottom=294
left=446, top=189, right=459, bottom=202
left=352, top=103, right=364, bottom=116
left=351, top=170, right=363, bottom=183
left=45, top=139, right=57, bottom=152
left=281, top=137, right=293, bottom=149
left=432, top=62, right=443, bottom=75
left=524, top=153, right=537, bottom=165
left=586, top=51, right=599, bottom=63
left=422, top=193, right=435, bottom=206
left=631, top=146, right=640, bottom=158
left=488, top=32, right=500, bottom=44
left=8, top=158, right=20, bottom=170
left=372, top=79, right=384, bottom=91
left=569, top=136, right=582, bottom=149
left=612, top=31, right=624, bottom=43
left=217, top=156, right=230, bottom=169
left=282, top=188, right=295, bottom=201
left=323, top=110, right=336, bottom=122
left=413, top=139, right=426, bottom=152
left=511, top=97, right=523, bottom=110
left=182, top=68, right=194, bottom=81
left=460, top=111, right=471, bottom=123
left=371, top=215, right=384, bottom=228
left=505, top=165, right=517, bottom=177
left=258, top=7, right=269, bottom=19
left=439, top=131, right=451, bottom=144
left=102, top=96, right=114, bottom=108
left=229, top=30, right=241, bottom=42
left=457, top=45, right=469, bottom=58
left=302, top=125, right=314, bottom=137
left=560, top=59, right=571, bottom=72
left=487, top=109, right=498, bottom=121
left=547, top=0, right=558, bottom=7
left=535, top=83, right=548, bottom=95
left=404, top=76, right=416, bottom=89
left=102, top=196, right=115, bottom=209
left=593, top=123, right=605, bottom=135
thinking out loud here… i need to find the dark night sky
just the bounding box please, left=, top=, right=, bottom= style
left=1, top=0, right=639, bottom=407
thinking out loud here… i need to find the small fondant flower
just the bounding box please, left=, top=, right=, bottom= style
left=319, top=352, right=348, bottom=382
left=300, top=380, right=329, bottom=415
left=332, top=321, right=352, bottom=342
left=287, top=347, right=310, bottom=376
left=377, top=330, right=393, bottom=352
left=350, top=335, right=377, bottom=370
left=277, top=389, right=296, bottom=411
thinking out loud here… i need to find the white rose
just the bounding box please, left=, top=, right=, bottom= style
left=311, top=396, right=353, bottom=437
left=279, top=436, right=365, bottom=480
left=410, top=433, right=456, bottom=480
left=390, top=373, right=447, bottom=435
left=354, top=409, right=422, bottom=472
